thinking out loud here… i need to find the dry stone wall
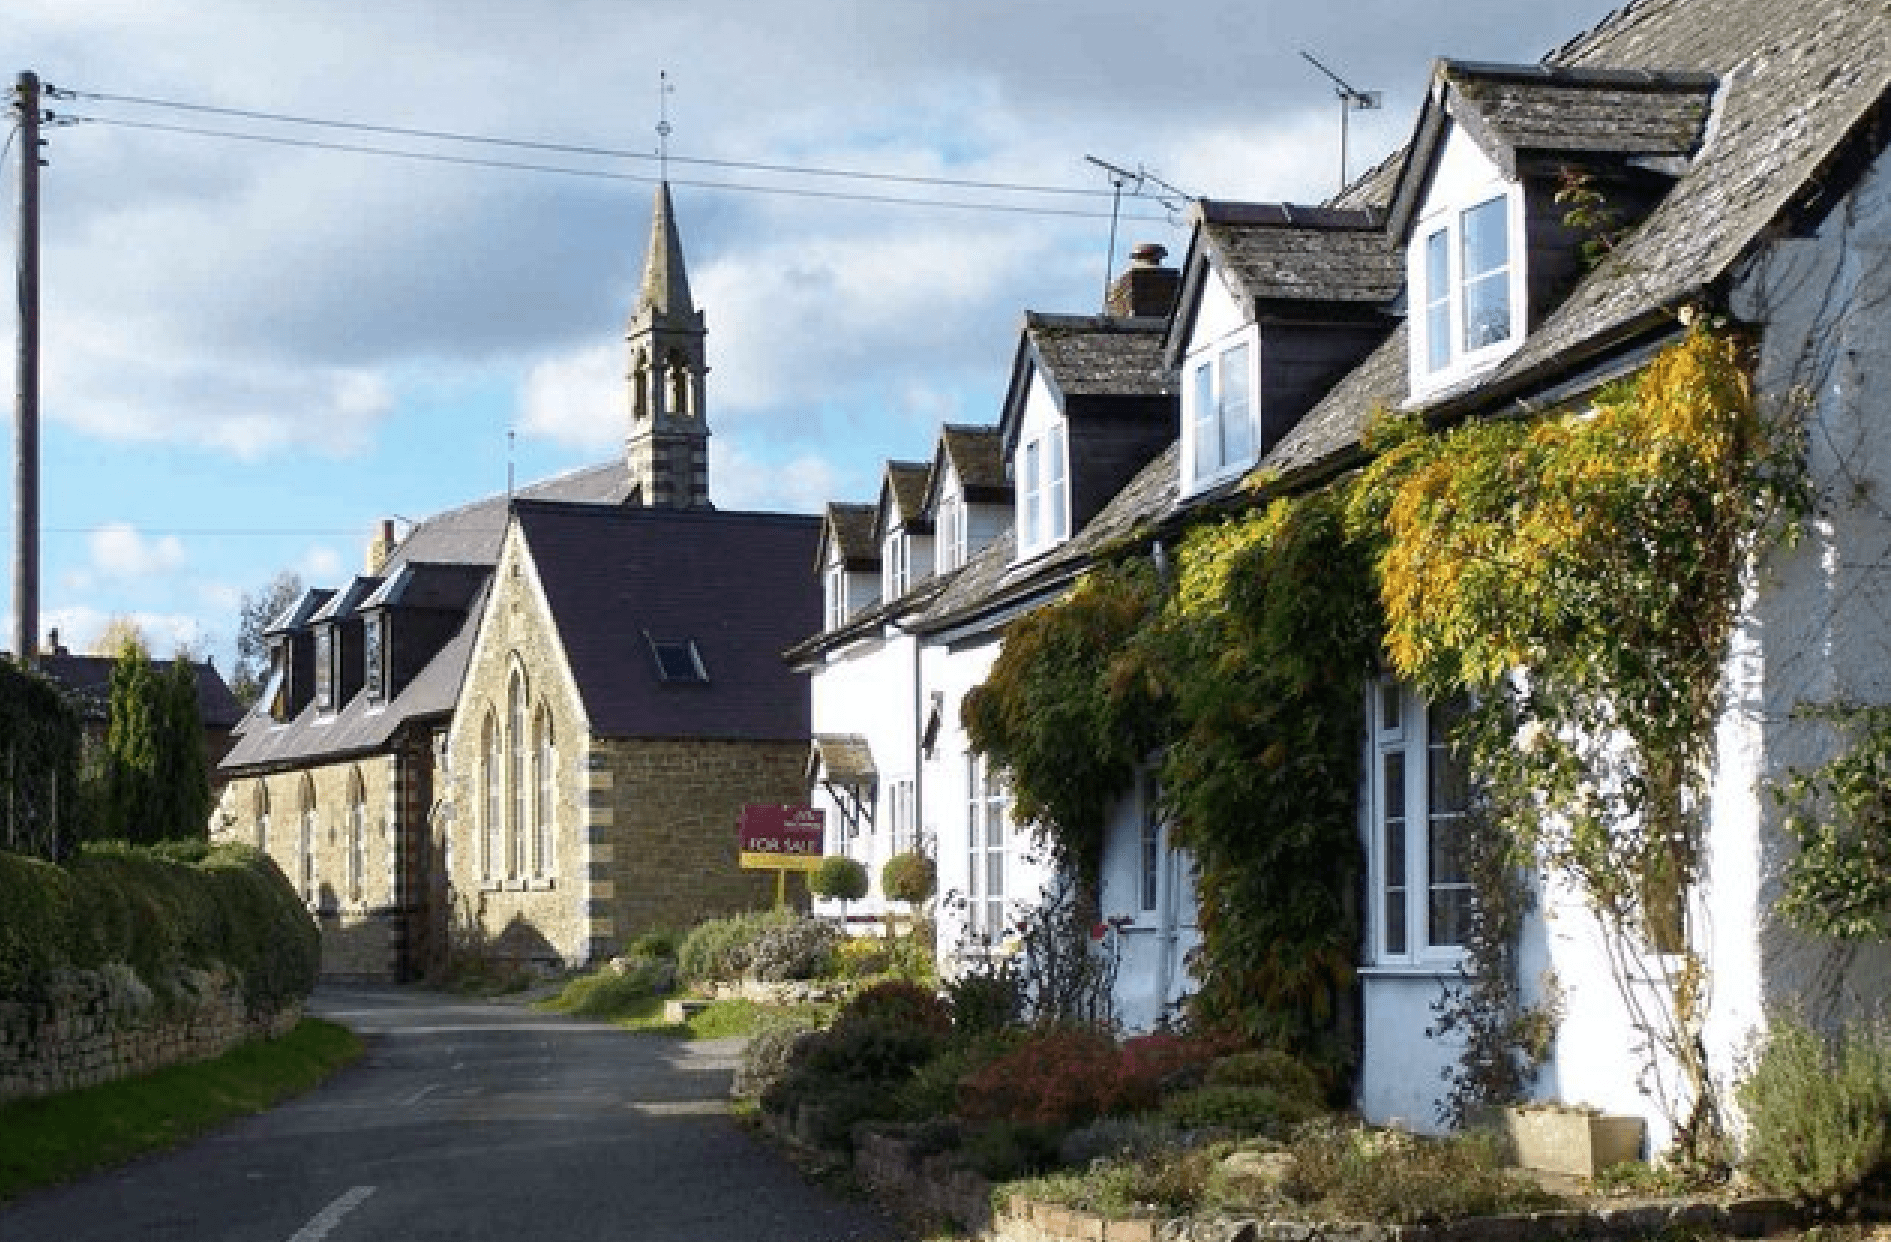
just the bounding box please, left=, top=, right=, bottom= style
left=0, top=966, right=300, bottom=1104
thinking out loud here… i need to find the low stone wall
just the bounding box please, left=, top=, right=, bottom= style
left=0, top=966, right=302, bottom=1104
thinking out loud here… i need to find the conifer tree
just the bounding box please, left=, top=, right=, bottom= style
left=103, top=639, right=161, bottom=843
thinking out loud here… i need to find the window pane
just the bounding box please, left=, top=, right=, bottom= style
left=1022, top=440, right=1042, bottom=546
left=1424, top=230, right=1452, bottom=373
left=1048, top=430, right=1068, bottom=541
left=1380, top=682, right=1403, bottom=733
left=1427, top=701, right=1472, bottom=948
left=1382, top=751, right=1407, bottom=956
left=1461, top=197, right=1511, bottom=351
left=1220, top=344, right=1253, bottom=466
left=1192, top=362, right=1218, bottom=477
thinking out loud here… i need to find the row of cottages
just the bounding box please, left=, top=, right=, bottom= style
left=795, top=0, right=1891, bottom=1153
left=212, top=183, right=821, bottom=980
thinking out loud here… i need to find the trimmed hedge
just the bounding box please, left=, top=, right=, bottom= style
left=0, top=842, right=319, bottom=1017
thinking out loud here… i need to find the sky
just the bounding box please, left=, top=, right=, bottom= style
left=1, top=0, right=1622, bottom=671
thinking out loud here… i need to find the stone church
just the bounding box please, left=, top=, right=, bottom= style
left=214, top=185, right=820, bottom=980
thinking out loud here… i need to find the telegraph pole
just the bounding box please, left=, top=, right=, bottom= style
left=12, top=71, right=40, bottom=668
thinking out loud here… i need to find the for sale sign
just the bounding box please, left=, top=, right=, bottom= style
left=739, top=804, right=825, bottom=872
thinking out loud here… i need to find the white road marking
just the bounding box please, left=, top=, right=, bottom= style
left=287, top=1186, right=375, bottom=1241
left=400, top=1083, right=440, bottom=1107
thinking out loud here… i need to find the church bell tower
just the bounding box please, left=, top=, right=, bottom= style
left=625, top=181, right=710, bottom=508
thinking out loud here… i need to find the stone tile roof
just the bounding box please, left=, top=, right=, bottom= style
left=1441, top=62, right=1715, bottom=174
left=516, top=501, right=820, bottom=741
left=937, top=425, right=1010, bottom=502
left=811, top=734, right=877, bottom=785
left=1256, top=0, right=1891, bottom=488
left=39, top=653, right=245, bottom=730
left=1024, top=314, right=1173, bottom=398
left=784, top=563, right=958, bottom=666
left=823, top=501, right=880, bottom=569
left=883, top=461, right=933, bottom=527
left=1195, top=203, right=1402, bottom=307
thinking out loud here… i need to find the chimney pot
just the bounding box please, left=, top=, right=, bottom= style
left=1105, top=242, right=1181, bottom=319
left=1130, top=243, right=1167, bottom=267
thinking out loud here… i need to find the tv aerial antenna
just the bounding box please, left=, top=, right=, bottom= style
left=1301, top=51, right=1381, bottom=194
left=1083, top=154, right=1190, bottom=309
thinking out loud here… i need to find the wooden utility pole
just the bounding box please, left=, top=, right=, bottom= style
left=13, top=71, right=41, bottom=668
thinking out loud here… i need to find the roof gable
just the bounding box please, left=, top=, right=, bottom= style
left=819, top=501, right=879, bottom=571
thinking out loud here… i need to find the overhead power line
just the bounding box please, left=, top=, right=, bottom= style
left=60, top=114, right=1172, bottom=221
left=51, top=84, right=1157, bottom=207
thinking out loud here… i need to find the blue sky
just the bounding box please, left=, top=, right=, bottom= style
left=2, top=0, right=1620, bottom=670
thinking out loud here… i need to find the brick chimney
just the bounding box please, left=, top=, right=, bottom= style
left=366, top=519, right=398, bottom=574
left=1106, top=242, right=1180, bottom=319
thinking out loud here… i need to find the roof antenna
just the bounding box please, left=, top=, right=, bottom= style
left=656, top=69, right=675, bottom=180
left=1301, top=51, right=1381, bottom=194
left=1084, top=155, right=1138, bottom=309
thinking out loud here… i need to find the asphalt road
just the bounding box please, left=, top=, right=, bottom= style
left=0, top=985, right=908, bottom=1242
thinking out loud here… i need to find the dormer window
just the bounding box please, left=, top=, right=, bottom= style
left=883, top=528, right=910, bottom=599
left=1018, top=425, right=1068, bottom=556
left=1408, top=120, right=1526, bottom=396
left=314, top=627, right=335, bottom=713
left=1188, top=340, right=1255, bottom=490
left=936, top=491, right=965, bottom=573
left=364, top=615, right=385, bottom=702
left=825, top=560, right=848, bottom=630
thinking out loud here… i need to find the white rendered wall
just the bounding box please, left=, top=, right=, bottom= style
left=1096, top=775, right=1202, bottom=1032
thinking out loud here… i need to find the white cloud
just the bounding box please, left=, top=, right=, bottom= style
left=710, top=437, right=846, bottom=515
left=42, top=604, right=211, bottom=659
left=89, top=522, right=187, bottom=577
left=299, top=546, right=345, bottom=582
left=519, top=344, right=622, bottom=452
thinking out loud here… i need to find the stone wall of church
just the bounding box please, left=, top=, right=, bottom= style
left=214, top=755, right=408, bottom=981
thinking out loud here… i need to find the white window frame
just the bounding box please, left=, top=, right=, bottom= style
left=1183, top=334, right=1259, bottom=493
left=1017, top=424, right=1069, bottom=558
left=883, top=527, right=910, bottom=599
left=965, top=754, right=1012, bottom=945
left=1366, top=681, right=1473, bottom=968
left=825, top=559, right=848, bottom=630
left=935, top=489, right=965, bottom=573
left=886, top=776, right=916, bottom=855
left=1409, top=184, right=1525, bottom=395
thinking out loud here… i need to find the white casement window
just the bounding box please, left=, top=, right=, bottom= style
left=1018, top=426, right=1069, bottom=556
left=1368, top=682, right=1473, bottom=964
left=886, top=776, right=916, bottom=855
left=507, top=671, right=527, bottom=878
left=935, top=491, right=965, bottom=573
left=966, top=754, right=1012, bottom=943
left=825, top=561, right=848, bottom=630
left=347, top=770, right=366, bottom=903
left=533, top=706, right=555, bottom=877
left=481, top=711, right=501, bottom=882
left=884, top=529, right=910, bottom=599
left=1187, top=340, right=1256, bottom=489
left=1412, top=188, right=1523, bottom=388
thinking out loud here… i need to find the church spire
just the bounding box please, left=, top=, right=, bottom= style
left=625, top=181, right=710, bottom=509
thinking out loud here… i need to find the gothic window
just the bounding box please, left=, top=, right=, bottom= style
left=633, top=351, right=650, bottom=420
left=254, top=782, right=270, bottom=853
left=299, top=776, right=317, bottom=903
left=669, top=352, right=690, bottom=417
left=533, top=706, right=556, bottom=877
left=481, top=711, right=501, bottom=882
left=348, top=768, right=367, bottom=903
left=508, top=670, right=527, bottom=878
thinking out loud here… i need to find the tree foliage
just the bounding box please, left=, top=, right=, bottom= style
left=102, top=640, right=211, bottom=846
left=0, top=659, right=87, bottom=861
left=231, top=571, right=303, bottom=708
left=1772, top=706, right=1891, bottom=941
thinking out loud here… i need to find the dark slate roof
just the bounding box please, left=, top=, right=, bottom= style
left=515, top=501, right=820, bottom=741
left=1196, top=203, right=1402, bottom=306
left=918, top=441, right=1183, bottom=636
left=1442, top=62, right=1715, bottom=173
left=1255, top=0, right=1891, bottom=489
left=380, top=460, right=632, bottom=572
left=308, top=576, right=380, bottom=625
left=39, top=653, right=245, bottom=730
left=822, top=502, right=879, bottom=570
left=220, top=576, right=493, bottom=772
left=934, top=425, right=1010, bottom=504
left=360, top=561, right=488, bottom=612
left=784, top=563, right=958, bottom=666
left=883, top=461, right=933, bottom=528
left=266, top=588, right=333, bottom=636
left=1024, top=314, right=1173, bottom=399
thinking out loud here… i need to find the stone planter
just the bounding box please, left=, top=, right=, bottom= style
left=1501, top=1106, right=1645, bottom=1178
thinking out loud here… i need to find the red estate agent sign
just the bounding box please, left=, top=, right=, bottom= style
left=739, top=804, right=825, bottom=871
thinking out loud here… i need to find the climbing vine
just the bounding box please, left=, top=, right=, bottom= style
left=964, top=323, right=1798, bottom=1145
left=0, top=659, right=87, bottom=862
left=1771, top=705, right=1891, bottom=942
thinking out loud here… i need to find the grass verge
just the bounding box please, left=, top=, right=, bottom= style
left=535, top=975, right=833, bottom=1040
left=0, top=1018, right=363, bottom=1201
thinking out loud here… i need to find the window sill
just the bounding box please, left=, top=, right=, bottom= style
left=1358, top=960, right=1466, bottom=979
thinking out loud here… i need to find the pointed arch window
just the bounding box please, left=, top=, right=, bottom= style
left=347, top=768, right=367, bottom=904
left=508, top=670, right=527, bottom=878
left=254, top=782, right=270, bottom=853
left=481, top=711, right=501, bottom=882
left=533, top=706, right=556, bottom=877
left=298, top=776, right=317, bottom=903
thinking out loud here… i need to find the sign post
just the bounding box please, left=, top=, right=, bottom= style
left=739, top=805, right=825, bottom=907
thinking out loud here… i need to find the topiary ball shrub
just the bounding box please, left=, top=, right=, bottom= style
left=809, top=856, right=869, bottom=903
left=748, top=915, right=841, bottom=982
left=882, top=851, right=937, bottom=905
